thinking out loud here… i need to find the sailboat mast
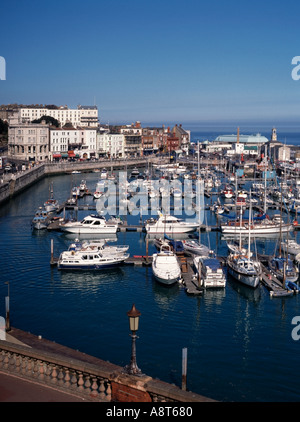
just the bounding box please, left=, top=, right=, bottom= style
left=264, top=163, right=267, bottom=214
left=198, top=142, right=201, bottom=244
left=248, top=190, right=252, bottom=263
left=279, top=190, right=283, bottom=257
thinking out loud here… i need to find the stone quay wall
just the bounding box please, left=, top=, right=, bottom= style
left=0, top=157, right=162, bottom=206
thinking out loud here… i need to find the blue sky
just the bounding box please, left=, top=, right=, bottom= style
left=1, top=0, right=300, bottom=129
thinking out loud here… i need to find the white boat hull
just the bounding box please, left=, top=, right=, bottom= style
left=152, top=252, right=181, bottom=285
left=221, top=223, right=293, bottom=235
left=58, top=254, right=129, bottom=270
left=32, top=221, right=48, bottom=230
left=60, top=225, right=118, bottom=234
left=227, top=261, right=260, bottom=288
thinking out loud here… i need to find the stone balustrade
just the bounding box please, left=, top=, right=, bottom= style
left=0, top=340, right=112, bottom=401
left=0, top=339, right=214, bottom=402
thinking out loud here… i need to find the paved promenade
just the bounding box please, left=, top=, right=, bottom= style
left=0, top=328, right=119, bottom=402
left=0, top=371, right=87, bottom=402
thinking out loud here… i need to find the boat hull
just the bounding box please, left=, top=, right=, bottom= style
left=146, top=225, right=197, bottom=234
left=32, top=221, right=48, bottom=230
left=227, top=262, right=260, bottom=288
left=58, top=262, right=124, bottom=270
left=221, top=223, right=293, bottom=235
left=57, top=254, right=129, bottom=270
left=60, top=225, right=118, bottom=234
left=152, top=273, right=181, bottom=285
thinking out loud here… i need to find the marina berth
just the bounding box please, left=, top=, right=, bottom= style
left=59, top=214, right=118, bottom=234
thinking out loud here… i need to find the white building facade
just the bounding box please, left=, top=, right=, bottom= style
left=16, top=105, right=98, bottom=128
left=97, top=133, right=125, bottom=158
left=50, top=127, right=97, bottom=160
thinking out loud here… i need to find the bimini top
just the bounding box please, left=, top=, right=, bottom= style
left=214, top=133, right=268, bottom=144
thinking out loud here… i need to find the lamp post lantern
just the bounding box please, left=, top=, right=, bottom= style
left=124, top=304, right=143, bottom=376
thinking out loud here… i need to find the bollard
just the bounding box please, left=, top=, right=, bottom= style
left=182, top=347, right=187, bottom=391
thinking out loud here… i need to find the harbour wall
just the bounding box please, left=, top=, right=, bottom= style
left=0, top=157, right=162, bottom=206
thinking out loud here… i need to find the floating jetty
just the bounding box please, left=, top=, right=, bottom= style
left=258, top=259, right=296, bottom=297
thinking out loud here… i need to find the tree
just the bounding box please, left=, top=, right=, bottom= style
left=31, top=115, right=60, bottom=127
left=0, top=118, right=8, bottom=135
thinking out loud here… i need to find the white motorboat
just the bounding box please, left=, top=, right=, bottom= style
left=67, top=239, right=129, bottom=256
left=32, top=208, right=49, bottom=230
left=145, top=214, right=198, bottom=234
left=237, top=190, right=248, bottom=198
left=59, top=214, right=118, bottom=234
left=72, top=187, right=80, bottom=197
left=152, top=248, right=181, bottom=285
left=182, top=239, right=210, bottom=257
left=79, top=180, right=87, bottom=192
left=57, top=248, right=129, bottom=270
left=222, top=186, right=234, bottom=199
left=280, top=239, right=300, bottom=256
left=193, top=255, right=226, bottom=288
left=100, top=169, right=108, bottom=179
left=130, top=167, right=139, bottom=178
left=66, top=196, right=77, bottom=206
left=172, top=188, right=182, bottom=198
left=93, top=191, right=102, bottom=199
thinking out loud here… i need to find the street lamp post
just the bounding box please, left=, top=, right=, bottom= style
left=123, top=304, right=143, bottom=376
left=5, top=281, right=10, bottom=332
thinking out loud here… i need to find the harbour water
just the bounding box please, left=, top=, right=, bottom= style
left=1, top=133, right=300, bottom=402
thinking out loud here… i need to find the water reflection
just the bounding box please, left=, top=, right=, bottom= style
left=58, top=267, right=125, bottom=290
left=227, top=273, right=262, bottom=303
left=61, top=233, right=118, bottom=242
left=151, top=278, right=181, bottom=311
